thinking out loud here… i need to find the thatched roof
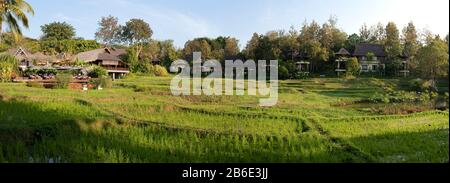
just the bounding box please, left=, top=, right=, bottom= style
left=7, top=47, right=31, bottom=60
left=353, top=43, right=386, bottom=57
left=336, top=48, right=350, bottom=56
left=74, top=47, right=126, bottom=63
left=7, top=47, right=55, bottom=63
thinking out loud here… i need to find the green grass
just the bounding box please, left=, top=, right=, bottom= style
left=0, top=76, right=448, bottom=163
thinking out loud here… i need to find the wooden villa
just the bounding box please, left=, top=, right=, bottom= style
left=398, top=54, right=410, bottom=77
left=335, top=48, right=351, bottom=77
left=74, top=47, right=130, bottom=79
left=295, top=53, right=311, bottom=76
left=335, top=43, right=410, bottom=77
left=353, top=43, right=387, bottom=74
left=7, top=47, right=56, bottom=70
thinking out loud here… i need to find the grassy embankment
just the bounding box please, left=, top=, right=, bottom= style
left=0, top=76, right=448, bottom=163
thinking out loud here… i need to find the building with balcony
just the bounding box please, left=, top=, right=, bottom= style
left=74, top=47, right=129, bottom=79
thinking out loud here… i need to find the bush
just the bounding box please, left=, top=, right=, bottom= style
left=55, top=73, right=72, bottom=89
left=369, top=92, right=390, bottom=103
left=0, top=54, right=18, bottom=82
left=90, top=76, right=113, bottom=89
left=408, top=78, right=437, bottom=92
left=346, top=57, right=360, bottom=77
left=368, top=90, right=438, bottom=104
left=278, top=66, right=289, bottom=80
left=88, top=65, right=108, bottom=78
left=130, top=62, right=151, bottom=74
left=153, top=65, right=169, bottom=77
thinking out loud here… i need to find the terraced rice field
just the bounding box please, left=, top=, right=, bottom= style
left=0, top=76, right=448, bottom=163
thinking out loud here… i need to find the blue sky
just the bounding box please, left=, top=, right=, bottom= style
left=21, top=0, right=450, bottom=48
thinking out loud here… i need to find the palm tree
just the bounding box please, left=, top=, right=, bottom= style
left=0, top=0, right=34, bottom=37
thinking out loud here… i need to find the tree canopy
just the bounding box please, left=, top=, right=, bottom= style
left=95, top=15, right=121, bottom=45
left=40, top=22, right=76, bottom=41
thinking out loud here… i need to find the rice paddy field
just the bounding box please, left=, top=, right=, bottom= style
left=0, top=76, right=448, bottom=163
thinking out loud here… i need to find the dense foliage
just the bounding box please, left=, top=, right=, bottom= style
left=40, top=22, right=76, bottom=41
left=87, top=65, right=108, bottom=78
left=0, top=54, right=18, bottom=82
left=40, top=40, right=101, bottom=55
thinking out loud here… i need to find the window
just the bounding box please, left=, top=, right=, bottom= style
left=373, top=56, right=378, bottom=61
left=361, top=56, right=367, bottom=61
left=362, top=65, right=368, bottom=71
left=372, top=65, right=378, bottom=71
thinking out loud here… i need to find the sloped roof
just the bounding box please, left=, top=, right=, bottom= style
left=7, top=47, right=31, bottom=60
left=336, top=48, right=350, bottom=56
left=353, top=43, right=386, bottom=57
left=74, top=48, right=126, bottom=63
left=7, top=47, right=55, bottom=62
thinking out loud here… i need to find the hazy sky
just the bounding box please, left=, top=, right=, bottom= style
left=20, top=0, right=450, bottom=48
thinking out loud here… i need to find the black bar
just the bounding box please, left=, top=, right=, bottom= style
left=0, top=163, right=448, bottom=182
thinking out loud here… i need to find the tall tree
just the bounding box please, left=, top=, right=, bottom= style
left=159, top=40, right=178, bottom=67
left=224, top=37, right=239, bottom=60
left=183, top=38, right=212, bottom=61
left=384, top=22, right=402, bottom=59
left=370, top=22, right=385, bottom=44
left=121, top=19, right=153, bottom=61
left=279, top=26, right=299, bottom=61
left=416, top=37, right=449, bottom=81
left=419, top=28, right=434, bottom=46
left=402, top=22, right=419, bottom=57
left=0, top=0, right=34, bottom=38
left=40, top=22, right=76, bottom=41
left=95, top=15, right=121, bottom=46
left=298, top=20, right=328, bottom=71
left=140, top=40, right=160, bottom=62
left=359, top=23, right=371, bottom=43
left=244, top=33, right=260, bottom=60
left=345, top=34, right=361, bottom=53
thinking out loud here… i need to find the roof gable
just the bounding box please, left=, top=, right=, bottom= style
left=336, top=48, right=350, bottom=56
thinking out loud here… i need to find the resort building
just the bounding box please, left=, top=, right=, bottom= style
left=352, top=43, right=387, bottom=73
left=335, top=43, right=410, bottom=77
left=7, top=47, right=56, bottom=71
left=74, top=47, right=130, bottom=79
left=335, top=48, right=351, bottom=77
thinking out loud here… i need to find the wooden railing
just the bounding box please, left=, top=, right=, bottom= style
left=103, top=66, right=129, bottom=71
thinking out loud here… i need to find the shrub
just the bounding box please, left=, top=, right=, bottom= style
left=278, top=66, right=289, bottom=80
left=55, top=73, right=72, bottom=89
left=0, top=54, right=18, bottom=82
left=88, top=65, right=108, bottom=78
left=369, top=92, right=390, bottom=103
left=408, top=78, right=438, bottom=92
left=130, top=62, right=151, bottom=74
left=368, top=90, right=438, bottom=104
left=153, top=65, right=169, bottom=77
left=90, top=76, right=113, bottom=89
left=346, top=57, right=360, bottom=77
